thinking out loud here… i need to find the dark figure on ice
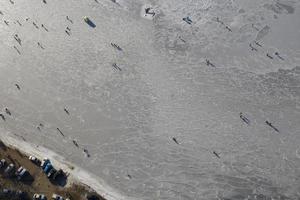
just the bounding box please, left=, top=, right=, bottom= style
left=145, top=7, right=155, bottom=17
left=225, top=26, right=232, bottom=32
left=0, top=114, right=5, bottom=121
left=5, top=108, right=11, bottom=116
left=41, top=24, right=48, bottom=32
left=111, top=43, right=122, bottom=51
left=275, top=52, right=284, bottom=60
left=13, top=46, right=21, bottom=54
left=15, top=83, right=20, bottom=90
left=127, top=174, right=132, bottom=179
left=83, top=148, right=90, bottom=157
left=172, top=137, right=179, bottom=145
left=16, top=20, right=22, bottom=26
left=33, top=22, right=39, bottom=29
left=65, top=30, right=70, bottom=35
left=179, top=36, right=186, bottom=43
left=37, top=42, right=44, bottom=49
left=266, top=53, right=273, bottom=59
left=42, top=0, right=47, bottom=4
left=254, top=41, right=262, bottom=47
left=206, top=59, right=215, bottom=67
left=4, top=20, right=9, bottom=25
left=66, top=27, right=71, bottom=31
left=112, top=63, right=122, bottom=71
left=249, top=44, right=257, bottom=51
left=265, top=121, right=279, bottom=132
left=251, top=24, right=259, bottom=31
left=72, top=140, right=79, bottom=148
left=66, top=16, right=73, bottom=24
left=240, top=112, right=250, bottom=125
left=64, top=108, right=70, bottom=115
left=57, top=128, right=65, bottom=137
left=213, top=151, right=220, bottom=158
left=14, top=34, right=21, bottom=46
left=183, top=16, right=192, bottom=25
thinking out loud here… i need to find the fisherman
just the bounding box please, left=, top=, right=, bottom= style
left=172, top=137, right=179, bottom=144
left=4, top=20, right=9, bottom=25
left=251, top=24, right=259, bottom=31
left=145, top=7, right=155, bottom=17
left=179, top=36, right=186, bottom=43
left=254, top=41, right=262, bottom=47
left=57, top=128, right=65, bottom=137
left=206, top=59, right=215, bottom=67
left=249, top=44, right=257, bottom=51
left=83, top=148, right=90, bottom=157
left=266, top=53, right=273, bottom=59
left=275, top=52, right=284, bottom=60
left=72, top=140, right=79, bottom=148
left=5, top=108, right=11, bottom=116
left=265, top=120, right=279, bottom=132
left=206, top=59, right=211, bottom=66
left=37, top=42, right=45, bottom=49
left=213, top=151, right=220, bottom=158
left=225, top=26, right=232, bottom=32
left=112, top=63, right=122, bottom=71
left=33, top=22, right=39, bottom=28
left=13, top=46, right=21, bottom=54
left=240, top=112, right=250, bottom=124
left=0, top=114, right=5, bottom=121
left=42, top=0, right=47, bottom=4
left=16, top=20, right=22, bottom=26
left=111, top=43, right=122, bottom=51
left=66, top=16, right=73, bottom=23
left=14, top=34, right=21, bottom=45
left=66, top=27, right=71, bottom=31
left=15, top=83, right=20, bottom=90
left=65, top=30, right=70, bottom=35
left=183, top=16, right=192, bottom=25
left=64, top=108, right=70, bottom=115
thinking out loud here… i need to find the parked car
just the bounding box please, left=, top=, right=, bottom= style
left=52, top=169, right=66, bottom=181
left=41, top=158, right=50, bottom=169
left=33, top=193, right=47, bottom=200
left=52, top=193, right=64, bottom=200
left=29, top=155, right=41, bottom=165
left=47, top=168, right=57, bottom=178
left=16, top=166, right=28, bottom=180
left=2, top=188, right=13, bottom=195
left=0, top=159, right=6, bottom=168
left=16, top=190, right=27, bottom=199
left=4, top=163, right=15, bottom=176
left=44, top=163, right=53, bottom=174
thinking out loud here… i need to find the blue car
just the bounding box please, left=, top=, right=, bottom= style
left=44, top=163, right=53, bottom=174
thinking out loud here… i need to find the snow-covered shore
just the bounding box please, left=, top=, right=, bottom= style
left=0, top=134, right=130, bottom=200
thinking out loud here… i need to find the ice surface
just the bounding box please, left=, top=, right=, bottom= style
left=0, top=0, right=299, bottom=199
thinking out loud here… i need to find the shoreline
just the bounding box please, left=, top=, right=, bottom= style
left=0, top=134, right=130, bottom=200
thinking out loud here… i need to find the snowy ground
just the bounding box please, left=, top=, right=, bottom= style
left=0, top=0, right=299, bottom=199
